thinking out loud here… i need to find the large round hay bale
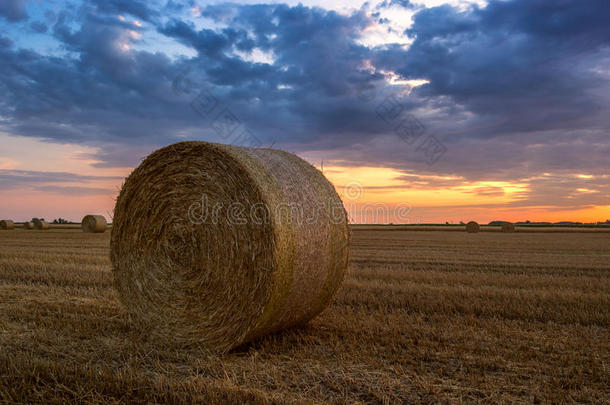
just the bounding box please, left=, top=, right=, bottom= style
left=111, top=141, right=350, bottom=352
left=466, top=221, right=480, bottom=233
left=0, top=220, right=15, bottom=230
left=23, top=221, right=34, bottom=230
left=82, top=215, right=107, bottom=233
left=501, top=222, right=515, bottom=233
left=33, top=219, right=50, bottom=230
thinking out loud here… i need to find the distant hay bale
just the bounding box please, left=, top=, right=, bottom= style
left=501, top=222, right=515, bottom=233
left=111, top=141, right=350, bottom=352
left=23, top=221, right=34, bottom=230
left=33, top=219, right=50, bottom=230
left=466, top=221, right=480, bottom=233
left=0, top=220, right=15, bottom=230
left=82, top=215, right=107, bottom=233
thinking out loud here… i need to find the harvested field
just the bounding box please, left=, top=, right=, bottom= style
left=0, top=227, right=608, bottom=403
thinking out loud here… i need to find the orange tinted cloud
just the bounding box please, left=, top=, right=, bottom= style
left=319, top=164, right=610, bottom=224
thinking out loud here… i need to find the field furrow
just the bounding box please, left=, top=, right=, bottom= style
left=0, top=227, right=608, bottom=403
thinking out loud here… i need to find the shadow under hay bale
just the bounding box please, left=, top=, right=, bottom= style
left=466, top=221, right=480, bottom=233
left=0, top=220, right=14, bottom=230
left=111, top=141, right=350, bottom=353
left=82, top=215, right=107, bottom=233
left=33, top=219, right=50, bottom=230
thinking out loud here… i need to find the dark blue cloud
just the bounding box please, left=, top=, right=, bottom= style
left=0, top=35, right=12, bottom=48
left=30, top=21, right=48, bottom=33
left=376, top=0, right=416, bottom=10
left=0, top=0, right=28, bottom=22
left=0, top=0, right=608, bottom=194
left=35, top=185, right=114, bottom=195
left=156, top=4, right=381, bottom=144
left=0, top=169, right=122, bottom=188
left=0, top=168, right=119, bottom=195
left=91, top=0, right=159, bottom=23
left=159, top=20, right=251, bottom=57
left=374, top=0, right=610, bottom=138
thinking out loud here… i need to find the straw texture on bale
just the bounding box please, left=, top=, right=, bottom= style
left=111, top=141, right=350, bottom=352
left=501, top=222, right=516, bottom=233
left=0, top=220, right=14, bottom=230
left=33, top=219, right=50, bottom=230
left=23, top=221, right=34, bottom=230
left=466, top=221, right=480, bottom=233
left=82, top=215, right=107, bottom=233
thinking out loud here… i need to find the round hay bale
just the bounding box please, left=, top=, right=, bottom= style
left=466, top=221, right=480, bottom=233
left=23, top=221, right=34, bottom=230
left=501, top=222, right=515, bottom=233
left=0, top=220, right=15, bottom=230
left=33, top=219, right=50, bottom=230
left=82, top=215, right=107, bottom=233
left=111, top=141, right=350, bottom=352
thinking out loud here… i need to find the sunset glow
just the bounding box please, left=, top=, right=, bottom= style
left=321, top=164, right=609, bottom=224
left=0, top=0, right=608, bottom=225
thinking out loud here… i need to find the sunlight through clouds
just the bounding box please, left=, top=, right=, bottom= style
left=1, top=0, right=608, bottom=223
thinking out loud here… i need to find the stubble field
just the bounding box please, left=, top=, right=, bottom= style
left=0, top=226, right=608, bottom=403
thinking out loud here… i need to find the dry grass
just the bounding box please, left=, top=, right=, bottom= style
left=0, top=220, right=15, bottom=230
left=466, top=221, right=480, bottom=233
left=111, top=141, right=349, bottom=352
left=0, top=227, right=608, bottom=403
left=33, top=219, right=50, bottom=230
left=82, top=215, right=107, bottom=233
left=501, top=222, right=515, bottom=233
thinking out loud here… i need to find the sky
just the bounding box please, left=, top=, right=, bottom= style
left=0, top=0, right=609, bottom=224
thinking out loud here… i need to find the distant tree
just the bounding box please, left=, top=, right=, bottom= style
left=459, top=221, right=465, bottom=225
left=31, top=217, right=44, bottom=222
left=52, top=218, right=69, bottom=224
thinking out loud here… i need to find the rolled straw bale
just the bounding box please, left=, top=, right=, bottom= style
left=466, top=221, right=480, bottom=233
left=0, top=220, right=15, bottom=230
left=33, top=219, right=50, bottom=230
left=23, top=221, right=34, bottom=230
left=111, top=141, right=350, bottom=352
left=82, top=215, right=107, bottom=233
left=501, top=222, right=515, bottom=233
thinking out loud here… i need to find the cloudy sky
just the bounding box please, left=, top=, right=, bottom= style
left=1, top=0, right=609, bottom=223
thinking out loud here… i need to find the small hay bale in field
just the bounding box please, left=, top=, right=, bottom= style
left=33, top=219, right=50, bottom=230
left=466, top=221, right=480, bottom=233
left=501, top=222, right=515, bottom=233
left=111, top=141, right=350, bottom=352
left=0, top=220, right=15, bottom=230
left=82, top=215, right=107, bottom=233
left=23, top=221, right=34, bottom=230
